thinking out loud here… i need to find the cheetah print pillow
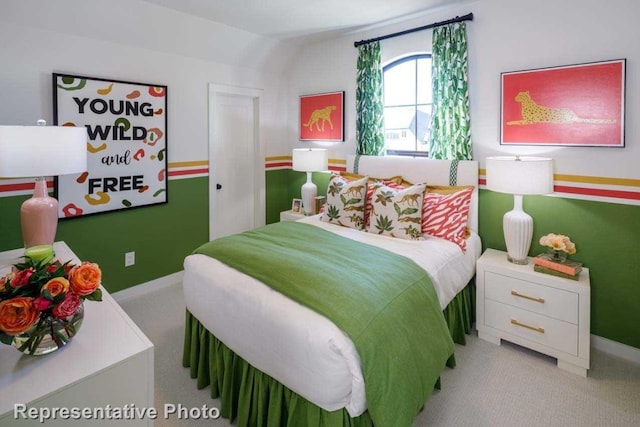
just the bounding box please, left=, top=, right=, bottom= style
left=322, top=175, right=368, bottom=230
left=367, top=182, right=426, bottom=240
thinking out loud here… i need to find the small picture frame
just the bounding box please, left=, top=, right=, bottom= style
left=313, top=196, right=326, bottom=215
left=291, top=198, right=303, bottom=213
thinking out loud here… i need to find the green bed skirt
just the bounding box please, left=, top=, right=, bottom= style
left=182, top=281, right=475, bottom=427
left=443, top=279, right=475, bottom=345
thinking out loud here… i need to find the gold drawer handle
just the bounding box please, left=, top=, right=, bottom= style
left=511, top=290, right=545, bottom=304
left=511, top=319, right=545, bottom=334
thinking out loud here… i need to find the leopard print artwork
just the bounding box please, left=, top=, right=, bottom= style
left=302, top=105, right=336, bottom=132
left=506, top=91, right=616, bottom=125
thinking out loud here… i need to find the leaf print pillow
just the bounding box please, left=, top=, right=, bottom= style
left=320, top=174, right=405, bottom=226
left=367, top=183, right=426, bottom=240
left=321, top=175, right=368, bottom=230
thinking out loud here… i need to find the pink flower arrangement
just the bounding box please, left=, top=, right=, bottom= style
left=0, top=256, right=102, bottom=352
left=539, top=233, right=576, bottom=255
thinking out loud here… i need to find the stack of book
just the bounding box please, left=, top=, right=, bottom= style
left=533, top=253, right=583, bottom=280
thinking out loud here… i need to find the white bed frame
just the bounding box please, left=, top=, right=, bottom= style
left=347, top=155, right=479, bottom=232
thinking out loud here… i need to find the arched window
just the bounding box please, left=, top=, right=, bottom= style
left=383, top=54, right=432, bottom=156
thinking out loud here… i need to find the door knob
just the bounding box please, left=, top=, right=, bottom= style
left=216, top=183, right=222, bottom=190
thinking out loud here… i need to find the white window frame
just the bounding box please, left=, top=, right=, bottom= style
left=383, top=53, right=432, bottom=157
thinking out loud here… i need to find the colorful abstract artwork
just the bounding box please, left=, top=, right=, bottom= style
left=299, top=91, right=344, bottom=142
left=53, top=74, right=168, bottom=218
left=501, top=59, right=625, bottom=146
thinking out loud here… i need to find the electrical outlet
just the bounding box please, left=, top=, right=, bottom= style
left=125, top=251, right=135, bottom=267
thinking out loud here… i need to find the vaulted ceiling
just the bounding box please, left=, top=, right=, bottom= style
left=142, top=0, right=470, bottom=39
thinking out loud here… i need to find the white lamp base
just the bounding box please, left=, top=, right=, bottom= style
left=301, top=172, right=317, bottom=216
left=503, top=195, right=532, bottom=265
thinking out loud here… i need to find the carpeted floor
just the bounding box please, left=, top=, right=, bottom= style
left=118, top=282, right=640, bottom=427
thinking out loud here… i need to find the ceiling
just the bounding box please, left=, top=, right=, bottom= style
left=142, top=0, right=465, bottom=40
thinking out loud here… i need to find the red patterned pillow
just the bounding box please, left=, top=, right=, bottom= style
left=422, top=187, right=473, bottom=251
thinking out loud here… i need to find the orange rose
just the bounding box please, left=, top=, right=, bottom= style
left=0, top=297, right=39, bottom=335
left=68, top=262, right=101, bottom=296
left=41, top=277, right=70, bottom=299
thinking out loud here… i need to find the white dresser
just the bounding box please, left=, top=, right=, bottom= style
left=0, top=242, right=154, bottom=425
left=476, top=248, right=590, bottom=376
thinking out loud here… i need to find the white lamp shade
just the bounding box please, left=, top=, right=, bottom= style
left=486, top=156, right=554, bottom=195
left=292, top=148, right=328, bottom=172
left=0, top=125, right=87, bottom=178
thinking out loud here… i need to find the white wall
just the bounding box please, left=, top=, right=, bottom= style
left=0, top=0, right=297, bottom=162
left=285, top=0, right=639, bottom=180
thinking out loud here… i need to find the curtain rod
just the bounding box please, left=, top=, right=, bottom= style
left=353, top=12, right=473, bottom=48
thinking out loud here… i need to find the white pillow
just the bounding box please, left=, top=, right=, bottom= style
left=322, top=175, right=368, bottom=230
left=367, top=183, right=426, bottom=240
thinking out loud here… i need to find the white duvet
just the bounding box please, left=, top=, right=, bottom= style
left=182, top=216, right=481, bottom=417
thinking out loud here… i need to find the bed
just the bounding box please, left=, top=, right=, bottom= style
left=182, top=155, right=480, bottom=427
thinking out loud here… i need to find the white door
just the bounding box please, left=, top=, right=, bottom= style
left=211, top=92, right=256, bottom=239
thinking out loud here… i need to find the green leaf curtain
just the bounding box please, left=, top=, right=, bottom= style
left=428, top=23, right=472, bottom=160
left=356, top=42, right=385, bottom=156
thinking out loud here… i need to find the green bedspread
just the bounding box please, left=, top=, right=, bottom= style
left=193, top=221, right=455, bottom=427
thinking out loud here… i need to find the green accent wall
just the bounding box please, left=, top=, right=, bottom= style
left=265, top=169, right=291, bottom=224
left=7, top=170, right=634, bottom=348
left=479, top=189, right=640, bottom=349
left=0, top=177, right=209, bottom=293
left=266, top=172, right=640, bottom=349
left=266, top=169, right=330, bottom=224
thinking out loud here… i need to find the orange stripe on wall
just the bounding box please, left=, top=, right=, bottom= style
left=480, top=169, right=640, bottom=189
left=169, top=160, right=208, bottom=168
left=265, top=156, right=292, bottom=162
left=265, top=156, right=346, bottom=171
left=479, top=178, right=640, bottom=202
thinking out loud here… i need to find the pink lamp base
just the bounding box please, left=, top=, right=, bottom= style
left=21, top=178, right=58, bottom=248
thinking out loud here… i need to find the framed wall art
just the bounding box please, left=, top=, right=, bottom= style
left=500, top=59, right=625, bottom=147
left=299, top=91, right=344, bottom=142
left=53, top=73, right=168, bottom=218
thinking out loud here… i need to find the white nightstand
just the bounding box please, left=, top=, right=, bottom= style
left=0, top=242, right=154, bottom=425
left=476, top=248, right=590, bottom=376
left=280, top=209, right=306, bottom=222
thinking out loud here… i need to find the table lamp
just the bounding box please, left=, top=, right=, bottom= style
left=485, top=156, right=554, bottom=264
left=292, top=148, right=328, bottom=215
left=0, top=120, right=87, bottom=248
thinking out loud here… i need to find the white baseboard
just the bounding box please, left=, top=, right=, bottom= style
left=112, top=271, right=183, bottom=304
left=592, top=334, right=640, bottom=364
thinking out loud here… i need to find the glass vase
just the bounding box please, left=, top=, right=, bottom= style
left=547, top=248, right=568, bottom=263
left=12, top=303, right=84, bottom=356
